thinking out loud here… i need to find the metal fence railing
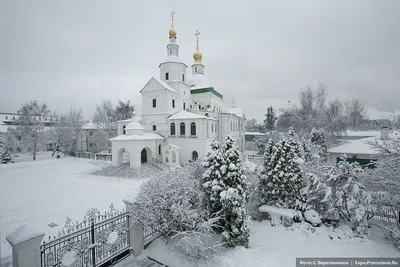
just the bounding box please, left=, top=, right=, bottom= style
left=71, top=152, right=112, bottom=162
left=40, top=207, right=129, bottom=267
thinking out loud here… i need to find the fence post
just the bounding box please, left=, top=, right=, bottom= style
left=123, top=199, right=144, bottom=256
left=6, top=224, right=45, bottom=267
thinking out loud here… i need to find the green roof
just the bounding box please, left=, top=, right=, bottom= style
left=190, top=87, right=223, bottom=99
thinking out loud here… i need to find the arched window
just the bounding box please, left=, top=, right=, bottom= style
left=158, top=145, right=162, bottom=155
left=211, top=123, right=214, bottom=133
left=152, top=125, right=156, bottom=131
left=170, top=123, right=175, bottom=135
left=123, top=125, right=126, bottom=135
left=190, top=122, right=196, bottom=136
left=180, top=122, right=185, bottom=135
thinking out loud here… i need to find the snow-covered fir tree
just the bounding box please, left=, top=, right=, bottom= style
left=258, top=131, right=305, bottom=209
left=0, top=149, right=13, bottom=164
left=219, top=135, right=250, bottom=247
left=262, top=106, right=277, bottom=133
left=286, top=127, right=304, bottom=159
left=310, top=128, right=328, bottom=160
left=328, top=157, right=372, bottom=237
left=202, top=140, right=226, bottom=216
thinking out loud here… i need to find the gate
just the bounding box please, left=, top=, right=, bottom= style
left=40, top=205, right=130, bottom=267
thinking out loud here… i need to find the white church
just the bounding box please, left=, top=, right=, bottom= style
left=110, top=14, right=246, bottom=168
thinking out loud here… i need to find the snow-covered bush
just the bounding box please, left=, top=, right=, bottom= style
left=202, top=140, right=226, bottom=216
left=258, top=130, right=305, bottom=209
left=297, top=173, right=334, bottom=221
left=219, top=136, right=250, bottom=247
left=131, top=165, right=207, bottom=236
left=304, top=210, right=322, bottom=226
left=171, top=216, right=225, bottom=265
left=327, top=158, right=372, bottom=237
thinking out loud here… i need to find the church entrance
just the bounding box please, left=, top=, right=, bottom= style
left=141, top=148, right=147, bottom=163
left=192, top=151, right=198, bottom=161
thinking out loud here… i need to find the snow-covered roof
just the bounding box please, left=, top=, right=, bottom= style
left=161, top=56, right=184, bottom=64
left=343, top=130, right=381, bottom=137
left=110, top=133, right=164, bottom=141
left=167, top=110, right=216, bottom=120
left=226, top=107, right=245, bottom=117
left=117, top=117, right=142, bottom=123
left=189, top=74, right=210, bottom=88
left=154, top=78, right=178, bottom=93
left=82, top=122, right=100, bottom=130
left=328, top=131, right=399, bottom=155
left=245, top=132, right=264, bottom=136
left=125, top=119, right=144, bottom=130
left=328, top=137, right=378, bottom=155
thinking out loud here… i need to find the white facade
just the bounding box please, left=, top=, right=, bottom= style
left=110, top=23, right=246, bottom=168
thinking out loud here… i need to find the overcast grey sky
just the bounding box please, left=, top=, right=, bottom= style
left=0, top=0, right=399, bottom=122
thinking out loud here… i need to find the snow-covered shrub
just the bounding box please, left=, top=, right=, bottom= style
left=258, top=129, right=305, bottom=209
left=304, top=210, right=322, bottom=226
left=219, top=136, right=250, bottom=247
left=297, top=173, right=334, bottom=221
left=328, top=158, right=372, bottom=237
left=171, top=216, right=225, bottom=265
left=131, top=165, right=207, bottom=236
left=202, top=140, right=226, bottom=217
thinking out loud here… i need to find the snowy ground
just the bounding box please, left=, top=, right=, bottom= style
left=145, top=221, right=400, bottom=267
left=0, top=157, right=148, bottom=266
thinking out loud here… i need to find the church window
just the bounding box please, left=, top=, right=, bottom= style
left=123, top=125, right=126, bottom=135
left=170, top=123, right=176, bottom=135
left=172, top=99, right=175, bottom=108
left=183, top=103, right=186, bottom=110
left=199, top=105, right=201, bottom=110
left=190, top=105, right=192, bottom=109
left=152, top=99, right=156, bottom=108
left=180, top=122, right=185, bottom=135
left=182, top=74, right=185, bottom=81
left=190, top=122, right=196, bottom=136
left=165, top=73, right=169, bottom=80
left=153, top=125, right=156, bottom=131
left=211, top=123, right=214, bottom=133
left=159, top=145, right=162, bottom=155
left=195, top=67, right=198, bottom=72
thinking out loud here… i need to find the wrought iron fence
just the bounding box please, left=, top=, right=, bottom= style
left=144, top=224, right=162, bottom=239
left=40, top=205, right=130, bottom=267
left=71, top=152, right=112, bottom=162
left=366, top=204, right=400, bottom=224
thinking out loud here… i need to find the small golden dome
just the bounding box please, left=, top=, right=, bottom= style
left=131, top=112, right=136, bottom=118
left=193, top=51, right=203, bottom=61
left=169, top=28, right=177, bottom=38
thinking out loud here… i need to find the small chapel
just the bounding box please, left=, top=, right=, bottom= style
left=110, top=13, right=246, bottom=168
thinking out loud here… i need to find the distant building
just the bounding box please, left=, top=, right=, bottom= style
left=327, top=128, right=397, bottom=168
left=76, top=122, right=113, bottom=153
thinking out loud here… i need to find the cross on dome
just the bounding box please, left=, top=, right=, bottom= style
left=169, top=11, right=177, bottom=38
left=193, top=29, right=203, bottom=62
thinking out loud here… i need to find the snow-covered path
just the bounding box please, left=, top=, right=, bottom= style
left=0, top=158, right=145, bottom=265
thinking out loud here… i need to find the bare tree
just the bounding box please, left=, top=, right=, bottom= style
left=324, top=99, right=347, bottom=141
left=115, top=100, right=135, bottom=121
left=345, top=99, right=367, bottom=130
left=92, top=100, right=118, bottom=153
left=14, top=101, right=50, bottom=160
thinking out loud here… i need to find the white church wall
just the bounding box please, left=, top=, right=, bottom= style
left=111, top=139, right=160, bottom=168
left=170, top=137, right=213, bottom=165
left=159, top=62, right=187, bottom=83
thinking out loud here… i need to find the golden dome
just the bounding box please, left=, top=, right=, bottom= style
left=131, top=112, right=136, bottom=118
left=193, top=51, right=203, bottom=61
left=169, top=28, right=177, bottom=38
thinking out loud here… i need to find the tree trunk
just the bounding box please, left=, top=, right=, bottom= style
left=33, top=140, right=37, bottom=160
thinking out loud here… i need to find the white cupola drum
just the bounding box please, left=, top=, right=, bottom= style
left=192, top=30, right=205, bottom=75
